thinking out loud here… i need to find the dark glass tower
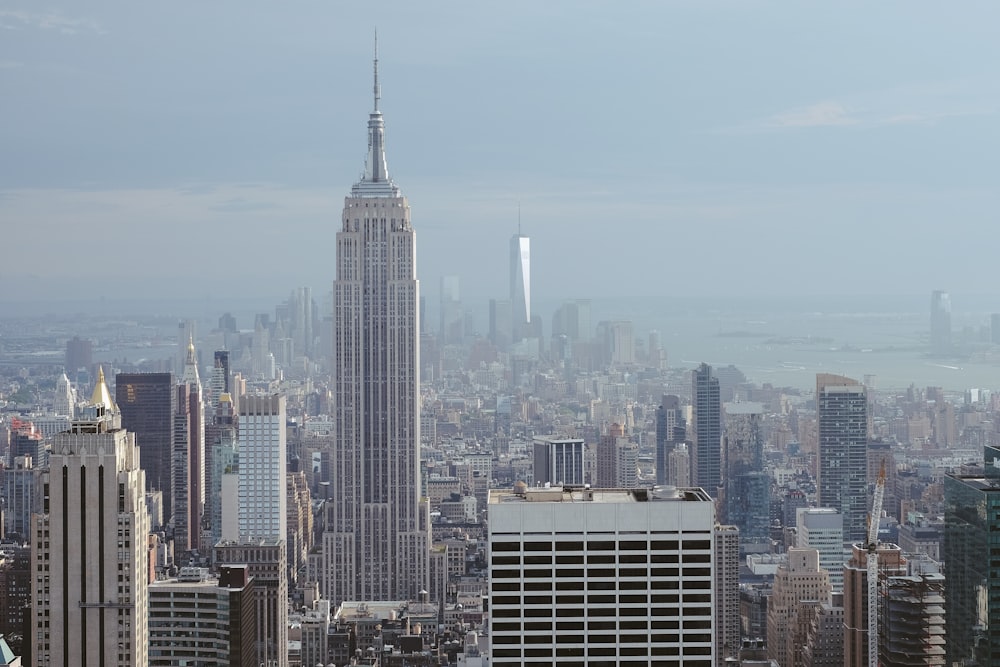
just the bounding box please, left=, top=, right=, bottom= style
left=722, top=402, right=771, bottom=552
left=116, top=372, right=175, bottom=522
left=691, top=363, right=722, bottom=495
left=943, top=444, right=1000, bottom=666
left=816, top=374, right=868, bottom=545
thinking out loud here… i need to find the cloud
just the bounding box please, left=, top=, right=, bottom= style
left=0, top=9, right=104, bottom=35
left=0, top=60, right=24, bottom=69
left=722, top=76, right=1000, bottom=134
left=770, top=102, right=857, bottom=128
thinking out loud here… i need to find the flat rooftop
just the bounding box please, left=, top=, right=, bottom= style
left=489, top=486, right=712, bottom=504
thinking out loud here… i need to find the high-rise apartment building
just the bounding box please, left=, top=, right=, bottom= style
left=655, top=394, right=685, bottom=486
left=31, top=369, right=150, bottom=667
left=172, top=339, right=205, bottom=557
left=692, top=363, right=722, bottom=495
left=324, top=45, right=430, bottom=607
left=116, top=372, right=174, bottom=524
left=532, top=436, right=586, bottom=486
left=238, top=394, right=286, bottom=542
left=816, top=374, right=868, bottom=544
left=488, top=485, right=716, bottom=666
left=722, top=402, right=770, bottom=551
left=715, top=524, right=741, bottom=667
left=595, top=422, right=637, bottom=489
left=510, top=232, right=530, bottom=342
left=929, top=290, right=951, bottom=356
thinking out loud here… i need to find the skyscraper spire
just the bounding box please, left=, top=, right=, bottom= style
left=373, top=28, right=380, bottom=113
left=356, top=30, right=396, bottom=195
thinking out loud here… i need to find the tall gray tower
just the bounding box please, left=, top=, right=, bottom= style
left=324, top=40, right=430, bottom=606
left=930, top=289, right=951, bottom=356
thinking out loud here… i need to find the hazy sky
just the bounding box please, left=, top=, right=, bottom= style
left=2, top=2, right=998, bottom=306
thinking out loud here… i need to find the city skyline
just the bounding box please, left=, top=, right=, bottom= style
left=2, top=2, right=999, bottom=304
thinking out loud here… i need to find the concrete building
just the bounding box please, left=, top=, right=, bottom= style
left=816, top=374, right=868, bottom=544
left=595, top=422, right=638, bottom=489
left=324, top=45, right=431, bottom=608
left=668, top=442, right=691, bottom=487
left=214, top=539, right=288, bottom=667
left=206, top=392, right=238, bottom=547
left=802, top=592, right=844, bottom=667
left=488, top=485, right=716, bottom=666
left=692, top=363, right=722, bottom=496
left=148, top=566, right=256, bottom=666
left=116, top=372, right=174, bottom=523
left=0, top=544, right=30, bottom=659
left=796, top=508, right=845, bottom=593
left=31, top=369, right=150, bottom=667
left=715, top=524, right=741, bottom=667
left=532, top=436, right=586, bottom=486
left=766, top=548, right=832, bottom=667
left=655, top=394, right=685, bottom=486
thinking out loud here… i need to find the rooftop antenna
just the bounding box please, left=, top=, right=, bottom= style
left=373, top=28, right=380, bottom=112
left=518, top=200, right=522, bottom=235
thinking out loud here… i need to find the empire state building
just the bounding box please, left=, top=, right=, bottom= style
left=324, top=42, right=430, bottom=605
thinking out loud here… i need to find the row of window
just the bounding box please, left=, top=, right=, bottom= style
left=493, top=619, right=711, bottom=631
left=492, top=567, right=711, bottom=581
left=493, top=593, right=711, bottom=605
left=494, top=633, right=712, bottom=645
left=492, top=539, right=711, bottom=552
left=492, top=606, right=711, bottom=618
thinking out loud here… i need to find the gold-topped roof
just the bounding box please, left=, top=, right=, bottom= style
left=90, top=366, right=117, bottom=412
left=219, top=392, right=232, bottom=403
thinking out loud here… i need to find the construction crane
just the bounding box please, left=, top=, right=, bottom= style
left=867, top=460, right=887, bottom=667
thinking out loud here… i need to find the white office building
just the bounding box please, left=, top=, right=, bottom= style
left=796, top=507, right=845, bottom=593
left=488, top=485, right=716, bottom=666
left=238, top=394, right=287, bottom=542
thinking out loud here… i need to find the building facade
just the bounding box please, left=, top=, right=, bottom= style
left=943, top=446, right=1000, bottom=667
left=31, top=371, right=150, bottom=667
left=655, top=394, right=685, bottom=486
left=148, top=566, right=256, bottom=666
left=816, top=374, right=868, bottom=544
left=324, top=47, right=430, bottom=606
left=509, top=232, right=530, bottom=342
left=532, top=436, right=586, bottom=487
left=488, top=485, right=716, bottom=666
left=238, top=394, right=287, bottom=542
left=692, top=363, right=722, bottom=495
left=722, top=402, right=770, bottom=552
left=116, top=372, right=174, bottom=524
